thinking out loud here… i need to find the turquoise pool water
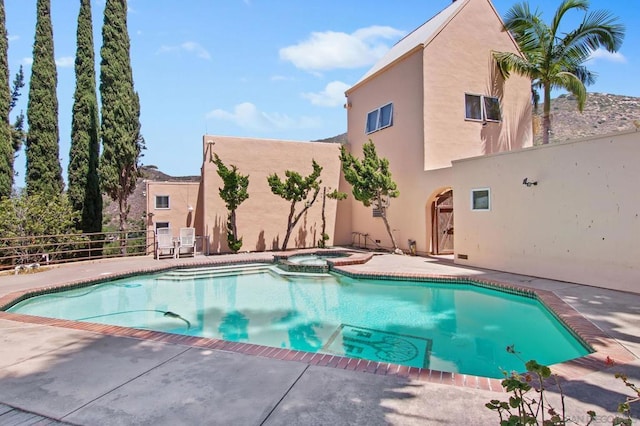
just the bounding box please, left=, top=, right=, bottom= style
left=7, top=265, right=589, bottom=378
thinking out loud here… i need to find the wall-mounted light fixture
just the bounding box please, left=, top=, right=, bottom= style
left=188, top=205, right=194, bottom=212
left=206, top=139, right=215, bottom=162
left=343, top=102, right=352, bottom=109
left=522, top=177, right=538, bottom=187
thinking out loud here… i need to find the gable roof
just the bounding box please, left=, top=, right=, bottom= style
left=348, top=0, right=469, bottom=92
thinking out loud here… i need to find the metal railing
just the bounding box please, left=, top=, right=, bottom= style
left=0, top=229, right=156, bottom=272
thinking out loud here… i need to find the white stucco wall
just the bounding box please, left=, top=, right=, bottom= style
left=452, top=131, right=640, bottom=293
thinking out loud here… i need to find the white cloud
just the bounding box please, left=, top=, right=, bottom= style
left=55, top=56, right=75, bottom=67
left=301, top=81, right=350, bottom=107
left=206, top=102, right=321, bottom=131
left=8, top=35, right=19, bottom=42
left=279, top=25, right=405, bottom=72
left=22, top=57, right=33, bottom=66
left=158, top=41, right=211, bottom=60
left=588, top=48, right=626, bottom=63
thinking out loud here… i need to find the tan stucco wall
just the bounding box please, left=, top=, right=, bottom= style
left=423, top=0, right=533, bottom=170
left=145, top=181, right=201, bottom=251
left=342, top=0, right=532, bottom=253
left=452, top=131, right=640, bottom=293
left=201, top=136, right=343, bottom=253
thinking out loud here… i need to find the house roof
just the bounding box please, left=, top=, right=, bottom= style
left=348, top=0, right=469, bottom=92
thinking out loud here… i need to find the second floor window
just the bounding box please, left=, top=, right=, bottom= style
left=366, top=102, right=393, bottom=134
left=465, top=94, right=501, bottom=122
left=155, top=195, right=170, bottom=209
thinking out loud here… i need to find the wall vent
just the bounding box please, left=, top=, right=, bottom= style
left=457, top=254, right=468, bottom=260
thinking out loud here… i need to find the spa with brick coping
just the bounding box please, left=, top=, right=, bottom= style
left=0, top=250, right=634, bottom=392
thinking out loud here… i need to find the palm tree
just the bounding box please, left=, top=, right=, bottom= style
left=493, top=0, right=624, bottom=144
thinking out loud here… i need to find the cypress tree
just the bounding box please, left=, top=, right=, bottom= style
left=0, top=0, right=12, bottom=198
left=69, top=0, right=102, bottom=233
left=25, top=0, right=63, bottom=196
left=99, top=0, right=144, bottom=244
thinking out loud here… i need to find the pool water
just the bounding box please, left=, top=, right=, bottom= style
left=7, top=265, right=589, bottom=378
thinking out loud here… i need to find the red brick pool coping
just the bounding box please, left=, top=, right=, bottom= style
left=0, top=250, right=635, bottom=392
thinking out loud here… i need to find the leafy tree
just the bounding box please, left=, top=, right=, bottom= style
left=268, top=160, right=322, bottom=250
left=0, top=0, right=11, bottom=198
left=211, top=153, right=249, bottom=253
left=0, top=192, right=83, bottom=265
left=493, top=0, right=624, bottom=144
left=99, top=0, right=144, bottom=252
left=340, top=140, right=400, bottom=251
left=317, top=186, right=347, bottom=248
left=69, top=0, right=102, bottom=234
left=25, top=0, right=63, bottom=196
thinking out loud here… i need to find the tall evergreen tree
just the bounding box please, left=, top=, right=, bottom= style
left=0, top=0, right=13, bottom=198
left=69, top=0, right=102, bottom=233
left=25, top=0, right=63, bottom=196
left=99, top=0, right=144, bottom=246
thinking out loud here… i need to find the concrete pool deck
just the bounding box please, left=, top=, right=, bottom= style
left=0, top=252, right=638, bottom=425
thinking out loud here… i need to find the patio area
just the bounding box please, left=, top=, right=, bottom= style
left=0, top=252, right=638, bottom=425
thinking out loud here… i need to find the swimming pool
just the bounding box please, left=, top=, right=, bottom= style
left=6, top=264, right=590, bottom=378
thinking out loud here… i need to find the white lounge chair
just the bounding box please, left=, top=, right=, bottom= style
left=156, top=228, right=175, bottom=259
left=178, top=227, right=196, bottom=258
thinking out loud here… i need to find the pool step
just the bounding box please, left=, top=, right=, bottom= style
left=156, top=264, right=272, bottom=280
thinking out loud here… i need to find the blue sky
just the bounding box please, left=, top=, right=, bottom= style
left=5, top=0, right=639, bottom=185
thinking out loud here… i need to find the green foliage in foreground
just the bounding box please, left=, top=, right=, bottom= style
left=268, top=160, right=322, bottom=250
left=0, top=193, right=84, bottom=264
left=212, top=153, right=249, bottom=253
left=486, top=346, right=639, bottom=425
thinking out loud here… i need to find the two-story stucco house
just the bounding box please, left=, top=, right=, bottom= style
left=343, top=0, right=532, bottom=255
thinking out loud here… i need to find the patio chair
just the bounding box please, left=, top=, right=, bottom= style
left=156, top=228, right=175, bottom=259
left=178, top=227, right=196, bottom=258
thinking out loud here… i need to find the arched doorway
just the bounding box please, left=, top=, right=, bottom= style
left=431, top=189, right=453, bottom=254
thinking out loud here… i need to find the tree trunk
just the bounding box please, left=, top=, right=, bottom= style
left=377, top=194, right=398, bottom=251
left=281, top=202, right=296, bottom=250
left=542, top=85, right=552, bottom=145
left=229, top=209, right=238, bottom=241
left=320, top=187, right=327, bottom=246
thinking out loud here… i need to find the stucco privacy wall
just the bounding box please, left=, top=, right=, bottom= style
left=343, top=0, right=532, bottom=253
left=452, top=131, right=640, bottom=293
left=201, top=136, right=344, bottom=253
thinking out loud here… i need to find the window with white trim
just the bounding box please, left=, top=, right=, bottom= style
left=465, top=94, right=501, bottom=122
left=366, top=102, right=393, bottom=133
left=471, top=188, right=490, bottom=211
left=155, top=195, right=169, bottom=209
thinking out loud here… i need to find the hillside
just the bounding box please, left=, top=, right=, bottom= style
left=535, top=92, right=640, bottom=143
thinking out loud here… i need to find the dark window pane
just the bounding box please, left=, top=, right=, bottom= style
left=379, top=103, right=393, bottom=128
left=484, top=97, right=501, bottom=121
left=472, top=189, right=490, bottom=210
left=366, top=110, right=379, bottom=133
left=465, top=94, right=482, bottom=120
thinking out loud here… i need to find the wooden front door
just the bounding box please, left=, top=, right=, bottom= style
left=432, top=190, right=454, bottom=254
